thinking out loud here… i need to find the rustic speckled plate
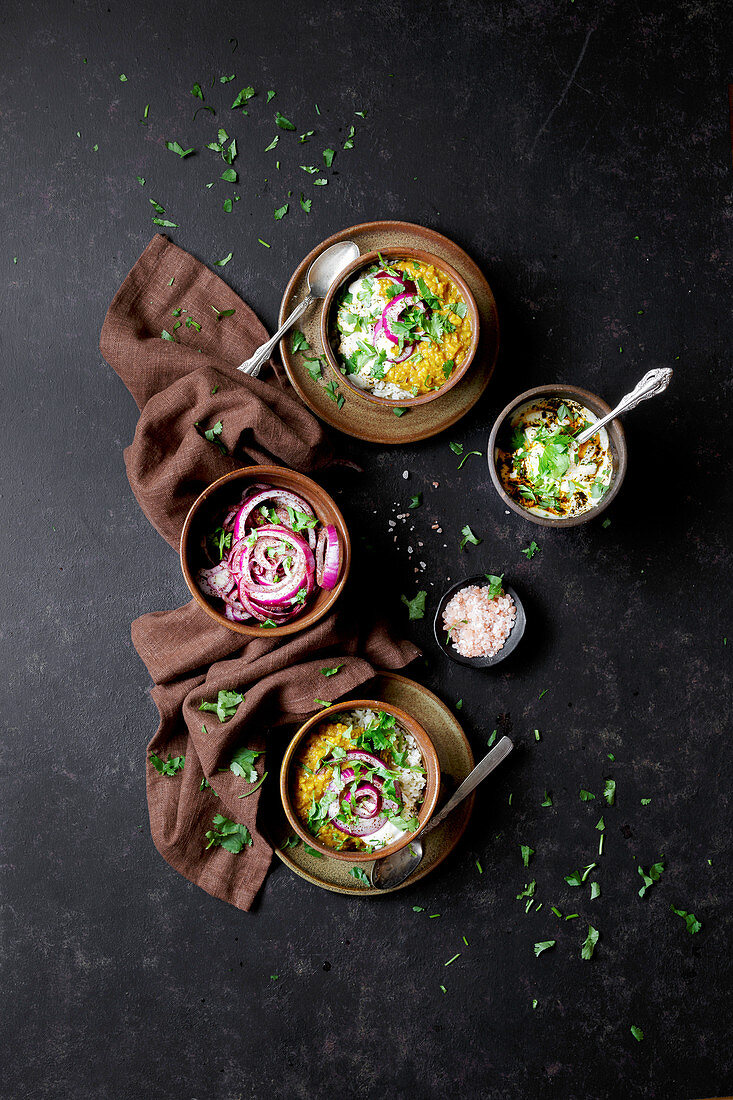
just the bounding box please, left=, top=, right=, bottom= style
left=278, top=220, right=500, bottom=444
left=268, top=672, right=475, bottom=896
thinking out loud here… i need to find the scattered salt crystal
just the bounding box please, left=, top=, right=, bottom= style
left=388, top=520, right=396, bottom=527
left=407, top=546, right=413, bottom=554
left=402, top=471, right=409, bottom=479
left=432, top=481, right=439, bottom=488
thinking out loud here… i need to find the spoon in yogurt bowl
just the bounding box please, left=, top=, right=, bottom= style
left=574, top=367, right=673, bottom=446
left=370, top=736, right=514, bottom=890
left=237, top=240, right=360, bottom=377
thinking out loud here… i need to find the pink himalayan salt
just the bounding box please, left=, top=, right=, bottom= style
left=442, top=584, right=516, bottom=658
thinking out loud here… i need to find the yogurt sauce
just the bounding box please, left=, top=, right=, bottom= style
left=498, top=398, right=613, bottom=518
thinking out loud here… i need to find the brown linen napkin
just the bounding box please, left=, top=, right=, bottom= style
left=101, top=235, right=419, bottom=910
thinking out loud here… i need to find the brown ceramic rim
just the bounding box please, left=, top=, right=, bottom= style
left=319, top=246, right=480, bottom=408
left=279, top=698, right=441, bottom=862
left=180, top=465, right=351, bottom=636
left=271, top=672, right=475, bottom=896
left=487, top=384, right=628, bottom=528
left=277, top=220, right=500, bottom=444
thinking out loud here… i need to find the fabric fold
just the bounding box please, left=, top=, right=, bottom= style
left=102, top=236, right=418, bottom=911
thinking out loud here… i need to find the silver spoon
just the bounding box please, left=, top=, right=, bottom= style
left=574, top=367, right=673, bottom=446
left=237, top=240, right=360, bottom=377
left=370, top=736, right=514, bottom=890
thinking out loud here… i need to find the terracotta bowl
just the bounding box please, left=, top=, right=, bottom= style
left=488, top=384, right=628, bottom=528
left=320, top=246, right=480, bottom=408
left=180, top=466, right=351, bottom=637
left=280, top=699, right=441, bottom=862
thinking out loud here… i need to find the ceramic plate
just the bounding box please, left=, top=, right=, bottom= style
left=278, top=220, right=500, bottom=444
left=267, top=672, right=475, bottom=896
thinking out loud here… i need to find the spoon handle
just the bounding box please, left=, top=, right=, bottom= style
left=237, top=292, right=315, bottom=376
left=424, top=736, right=513, bottom=834
left=574, top=367, right=673, bottom=445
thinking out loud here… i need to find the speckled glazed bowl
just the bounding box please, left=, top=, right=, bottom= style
left=320, top=246, right=480, bottom=408
left=488, top=384, right=628, bottom=528
left=280, top=699, right=441, bottom=862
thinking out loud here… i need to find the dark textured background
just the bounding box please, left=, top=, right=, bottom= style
left=2, top=1, right=731, bottom=1097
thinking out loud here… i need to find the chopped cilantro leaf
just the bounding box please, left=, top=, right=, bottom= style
left=401, top=590, right=426, bottom=620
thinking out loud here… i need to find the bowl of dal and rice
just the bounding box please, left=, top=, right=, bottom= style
left=320, top=246, right=480, bottom=407
left=280, top=700, right=441, bottom=861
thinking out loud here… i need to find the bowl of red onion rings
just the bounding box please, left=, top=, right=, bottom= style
left=180, top=466, right=350, bottom=636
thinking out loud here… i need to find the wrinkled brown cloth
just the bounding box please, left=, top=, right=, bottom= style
left=100, top=235, right=419, bottom=910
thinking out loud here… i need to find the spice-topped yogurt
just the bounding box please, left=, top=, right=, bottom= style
left=497, top=397, right=613, bottom=519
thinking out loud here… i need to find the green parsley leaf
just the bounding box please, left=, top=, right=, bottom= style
left=349, top=867, right=370, bottom=886
left=401, top=590, right=426, bottom=620
left=231, top=86, right=255, bottom=109
left=191, top=83, right=203, bottom=100
left=220, top=74, right=235, bottom=83
left=314, top=698, right=332, bottom=708
left=198, top=688, right=244, bottom=723
left=630, top=1025, right=644, bottom=1042
left=275, top=110, right=295, bottom=130
left=520, top=845, right=534, bottom=867
left=300, top=193, right=312, bottom=213
left=229, top=746, right=263, bottom=783
left=580, top=789, right=595, bottom=801
left=161, top=329, right=175, bottom=342
left=521, top=541, right=539, bottom=559
left=581, top=925, right=599, bottom=959
left=303, top=843, right=323, bottom=858
left=638, top=856, right=665, bottom=897
left=323, top=148, right=335, bottom=167
left=223, top=198, right=233, bottom=213
left=343, top=125, right=355, bottom=149
left=409, top=493, right=422, bottom=509
left=265, top=135, right=279, bottom=151
left=152, top=218, right=179, bottom=228
left=266, top=89, right=275, bottom=101
left=204, top=814, right=252, bottom=853
left=221, top=168, right=237, bottom=183
left=641, top=797, right=651, bottom=805
left=313, top=178, right=327, bottom=186
left=323, top=380, right=344, bottom=407
left=280, top=835, right=300, bottom=849
left=603, top=778, right=616, bottom=806
left=670, top=905, right=702, bottom=934
left=291, top=330, right=310, bottom=352
left=487, top=731, right=497, bottom=748
left=534, top=940, right=555, bottom=957
left=214, top=252, right=233, bottom=266
left=541, top=790, right=553, bottom=807
left=484, top=573, right=504, bottom=599
left=274, top=203, right=288, bottom=220
left=590, top=882, right=601, bottom=900
left=211, top=307, right=235, bottom=321
left=320, top=664, right=344, bottom=677
left=306, top=360, right=322, bottom=381
left=119, top=74, right=128, bottom=82
left=393, top=407, right=407, bottom=416
left=449, top=441, right=464, bottom=454
left=459, top=524, right=481, bottom=551
left=166, top=140, right=193, bottom=158
left=136, top=176, right=145, bottom=185
left=149, top=752, right=185, bottom=776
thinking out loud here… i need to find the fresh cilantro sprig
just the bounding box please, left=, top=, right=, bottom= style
left=204, top=814, right=252, bottom=853
left=149, top=752, right=185, bottom=776
left=199, top=689, right=245, bottom=723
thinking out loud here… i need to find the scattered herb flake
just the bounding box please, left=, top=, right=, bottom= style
left=630, top=1025, right=644, bottom=1042
left=521, top=541, right=539, bottom=559
left=149, top=752, right=185, bottom=776
left=520, top=845, right=534, bottom=868
left=670, top=905, right=702, bottom=934
left=603, top=779, right=616, bottom=806
left=275, top=110, right=295, bottom=130
left=274, top=203, right=288, bottom=220
left=401, top=590, right=426, bottom=620
left=534, top=940, right=555, bottom=957
left=166, top=140, right=194, bottom=158
left=214, top=252, right=233, bottom=266
left=459, top=524, right=481, bottom=551
left=349, top=867, right=370, bottom=886
left=581, top=925, right=599, bottom=960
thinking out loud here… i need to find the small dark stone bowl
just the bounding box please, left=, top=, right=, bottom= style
left=433, top=575, right=526, bottom=668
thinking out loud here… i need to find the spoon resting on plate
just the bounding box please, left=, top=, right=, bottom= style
left=370, top=736, right=514, bottom=890
left=237, top=240, right=360, bottom=378
left=574, top=367, right=672, bottom=446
